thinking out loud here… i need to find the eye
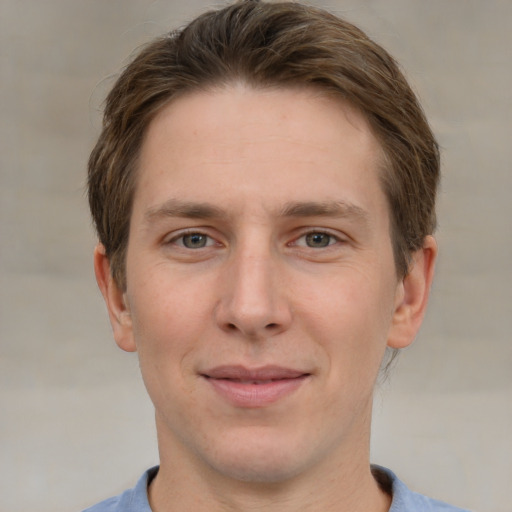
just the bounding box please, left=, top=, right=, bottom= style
left=173, top=232, right=215, bottom=249
left=293, top=231, right=339, bottom=248
left=304, top=232, right=335, bottom=248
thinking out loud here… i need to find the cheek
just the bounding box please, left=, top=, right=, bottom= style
left=128, top=262, right=208, bottom=328
left=127, top=283, right=205, bottom=412
left=126, top=272, right=209, bottom=368
left=299, top=268, right=395, bottom=368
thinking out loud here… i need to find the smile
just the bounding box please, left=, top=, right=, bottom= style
left=201, top=366, right=311, bottom=408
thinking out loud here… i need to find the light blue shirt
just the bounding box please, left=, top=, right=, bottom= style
left=83, top=466, right=471, bottom=511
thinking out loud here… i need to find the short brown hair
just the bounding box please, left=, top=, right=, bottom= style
left=88, top=0, right=439, bottom=290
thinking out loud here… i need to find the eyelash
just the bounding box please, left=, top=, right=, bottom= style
left=165, top=231, right=218, bottom=249
left=291, top=230, right=343, bottom=249
left=165, top=228, right=343, bottom=251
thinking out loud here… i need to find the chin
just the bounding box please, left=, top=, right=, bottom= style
left=201, top=430, right=325, bottom=484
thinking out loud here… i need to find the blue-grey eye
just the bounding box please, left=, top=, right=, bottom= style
left=305, top=232, right=332, bottom=248
left=182, top=233, right=208, bottom=248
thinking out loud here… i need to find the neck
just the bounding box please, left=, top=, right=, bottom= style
left=148, top=417, right=391, bottom=512
left=150, top=460, right=390, bottom=512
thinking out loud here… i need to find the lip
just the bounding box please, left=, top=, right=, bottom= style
left=201, top=365, right=310, bottom=408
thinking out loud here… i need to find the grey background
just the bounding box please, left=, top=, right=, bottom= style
left=1, top=1, right=510, bottom=511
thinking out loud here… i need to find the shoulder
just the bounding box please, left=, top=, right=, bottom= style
left=82, top=495, right=121, bottom=512
left=82, top=467, right=158, bottom=512
left=372, top=465, right=472, bottom=512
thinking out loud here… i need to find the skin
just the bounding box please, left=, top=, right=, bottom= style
left=95, top=85, right=436, bottom=511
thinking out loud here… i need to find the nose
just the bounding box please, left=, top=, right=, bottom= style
left=214, top=243, right=292, bottom=339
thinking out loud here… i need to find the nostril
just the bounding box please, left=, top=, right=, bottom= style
left=266, top=323, right=278, bottom=329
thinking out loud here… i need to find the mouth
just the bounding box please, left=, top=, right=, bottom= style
left=201, top=365, right=311, bottom=408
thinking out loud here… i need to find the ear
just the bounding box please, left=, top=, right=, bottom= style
left=93, top=244, right=137, bottom=352
left=387, top=235, right=437, bottom=349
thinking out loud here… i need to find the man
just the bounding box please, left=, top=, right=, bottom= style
left=85, top=1, right=468, bottom=510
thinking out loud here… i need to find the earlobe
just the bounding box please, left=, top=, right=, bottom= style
left=93, top=244, right=137, bottom=352
left=387, top=236, right=437, bottom=349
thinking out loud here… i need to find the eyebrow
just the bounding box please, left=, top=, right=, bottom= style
left=279, top=200, right=368, bottom=223
left=144, top=199, right=227, bottom=222
left=144, top=198, right=368, bottom=224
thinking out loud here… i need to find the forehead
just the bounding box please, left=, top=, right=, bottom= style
left=144, top=84, right=381, bottom=159
left=134, top=85, right=387, bottom=221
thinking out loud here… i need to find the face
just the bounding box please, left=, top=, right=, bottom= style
left=96, top=85, right=434, bottom=485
